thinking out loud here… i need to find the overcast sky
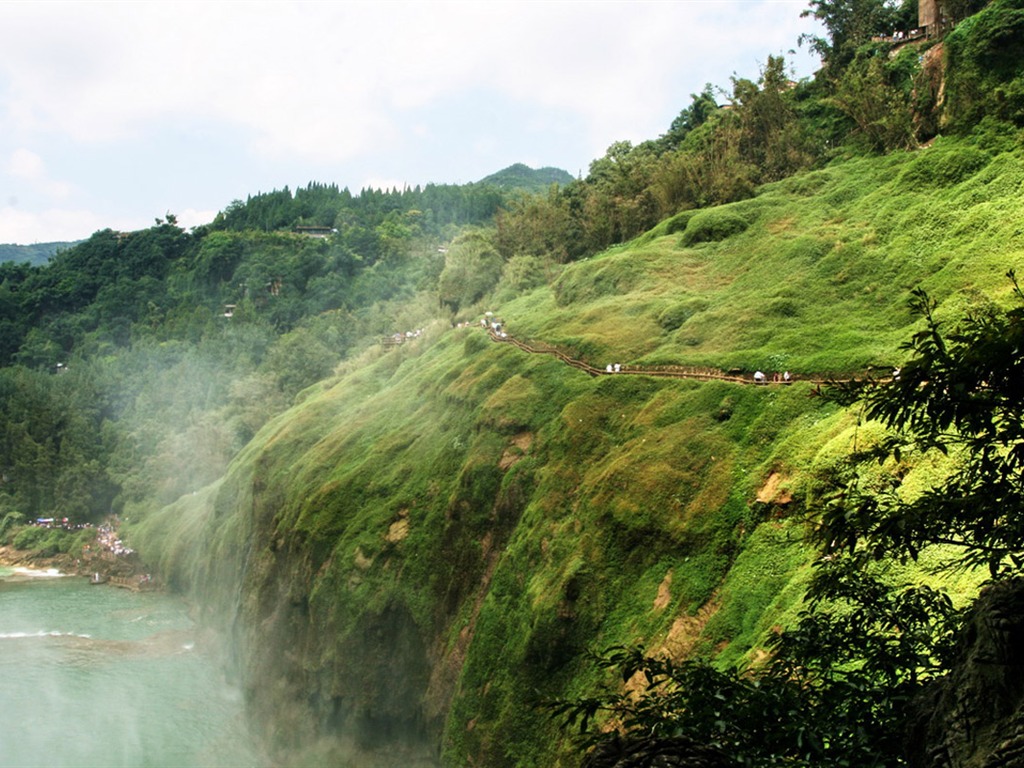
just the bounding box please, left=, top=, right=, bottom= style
left=0, top=1, right=822, bottom=244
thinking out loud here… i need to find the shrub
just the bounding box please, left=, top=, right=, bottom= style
left=551, top=562, right=960, bottom=767
left=0, top=510, right=25, bottom=540
left=495, top=254, right=547, bottom=301
left=897, top=143, right=991, bottom=187
left=765, top=297, right=801, bottom=318
left=944, top=0, right=1024, bottom=130
left=663, top=210, right=698, bottom=235
left=680, top=208, right=751, bottom=245
left=12, top=525, right=74, bottom=556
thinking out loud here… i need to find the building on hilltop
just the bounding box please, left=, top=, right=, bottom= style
left=293, top=225, right=337, bottom=238
left=919, top=0, right=942, bottom=37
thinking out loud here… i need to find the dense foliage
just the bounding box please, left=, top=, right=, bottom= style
left=496, top=0, right=1024, bottom=264
left=552, top=279, right=1024, bottom=766
left=0, top=184, right=514, bottom=524
left=554, top=567, right=959, bottom=767
left=825, top=276, right=1024, bottom=575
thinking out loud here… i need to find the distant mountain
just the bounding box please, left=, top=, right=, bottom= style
left=0, top=241, right=78, bottom=266
left=479, top=163, right=573, bottom=193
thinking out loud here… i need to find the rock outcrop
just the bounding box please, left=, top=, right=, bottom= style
left=909, top=578, right=1024, bottom=768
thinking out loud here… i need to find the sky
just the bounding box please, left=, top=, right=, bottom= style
left=0, top=1, right=823, bottom=245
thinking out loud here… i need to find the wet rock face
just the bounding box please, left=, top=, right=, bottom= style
left=231, top=534, right=436, bottom=764
left=242, top=595, right=436, bottom=762
left=332, top=601, right=433, bottom=748
left=581, top=736, right=736, bottom=768
left=909, top=578, right=1024, bottom=768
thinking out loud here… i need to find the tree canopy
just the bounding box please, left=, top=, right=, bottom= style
left=825, top=276, right=1024, bottom=575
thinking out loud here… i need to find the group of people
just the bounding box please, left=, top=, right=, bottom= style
left=30, top=517, right=90, bottom=531
left=482, top=316, right=508, bottom=339
left=753, top=370, right=792, bottom=384
left=80, top=519, right=154, bottom=588
left=389, top=328, right=424, bottom=343
left=93, top=522, right=134, bottom=557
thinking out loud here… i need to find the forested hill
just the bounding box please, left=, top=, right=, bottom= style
left=0, top=177, right=525, bottom=523
left=4, top=0, right=1024, bottom=766
left=0, top=241, right=78, bottom=266
left=479, top=163, right=575, bottom=192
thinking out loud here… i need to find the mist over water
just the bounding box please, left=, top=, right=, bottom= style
left=0, top=568, right=267, bottom=768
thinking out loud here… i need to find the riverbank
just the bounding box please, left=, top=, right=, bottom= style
left=0, top=538, right=155, bottom=589
left=0, top=544, right=78, bottom=574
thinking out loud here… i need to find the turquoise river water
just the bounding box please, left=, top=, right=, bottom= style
left=0, top=566, right=268, bottom=767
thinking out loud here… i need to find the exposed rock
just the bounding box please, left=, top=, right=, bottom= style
left=653, top=570, right=673, bottom=611
left=908, top=577, right=1024, bottom=768
left=498, top=430, right=533, bottom=470
left=659, top=596, right=720, bottom=661
left=755, top=470, right=792, bottom=505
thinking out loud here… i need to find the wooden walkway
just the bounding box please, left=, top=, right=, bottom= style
left=486, top=328, right=834, bottom=386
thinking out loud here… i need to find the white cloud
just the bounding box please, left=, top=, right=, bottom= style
left=6, top=148, right=72, bottom=200
left=176, top=208, right=217, bottom=232
left=0, top=205, right=131, bottom=244
left=0, top=0, right=822, bottom=243
left=8, top=147, right=44, bottom=180
left=0, top=1, right=817, bottom=161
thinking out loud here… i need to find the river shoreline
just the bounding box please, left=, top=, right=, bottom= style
left=0, top=545, right=78, bottom=574
left=0, top=543, right=155, bottom=591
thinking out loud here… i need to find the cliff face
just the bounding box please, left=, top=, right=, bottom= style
left=130, top=140, right=1024, bottom=765
left=909, top=578, right=1024, bottom=768
left=135, top=326, right=834, bottom=765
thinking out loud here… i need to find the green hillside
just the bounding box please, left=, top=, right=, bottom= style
left=504, top=143, right=1024, bottom=375
left=479, top=163, right=575, bottom=192
left=130, top=135, right=1021, bottom=766
left=0, top=241, right=77, bottom=266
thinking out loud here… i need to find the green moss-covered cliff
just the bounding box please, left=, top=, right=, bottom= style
left=132, top=138, right=1024, bottom=765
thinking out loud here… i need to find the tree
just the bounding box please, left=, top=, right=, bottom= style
left=649, top=114, right=757, bottom=213
left=801, top=0, right=903, bottom=72
left=659, top=85, right=719, bottom=152
left=730, top=55, right=816, bottom=181
left=494, top=188, right=571, bottom=263
left=828, top=51, right=918, bottom=151
left=825, top=275, right=1024, bottom=576
left=437, top=231, right=504, bottom=313
left=939, top=0, right=991, bottom=29
left=375, top=211, right=414, bottom=265
left=559, top=141, right=663, bottom=254
left=552, top=561, right=959, bottom=767
left=0, top=365, right=114, bottom=522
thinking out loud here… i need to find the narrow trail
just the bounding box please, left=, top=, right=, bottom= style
left=484, top=328, right=843, bottom=387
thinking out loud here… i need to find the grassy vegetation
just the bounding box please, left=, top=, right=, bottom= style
left=508, top=141, right=1024, bottom=381
left=7, top=524, right=94, bottom=558
left=130, top=134, right=1024, bottom=766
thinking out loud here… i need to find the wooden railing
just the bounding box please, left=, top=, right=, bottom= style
left=487, top=329, right=816, bottom=385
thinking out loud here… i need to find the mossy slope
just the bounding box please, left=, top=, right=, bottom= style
left=133, top=137, right=1024, bottom=766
